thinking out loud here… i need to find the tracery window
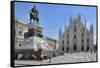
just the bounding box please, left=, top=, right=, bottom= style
left=74, top=25, right=77, bottom=31
left=74, top=35, right=76, bottom=39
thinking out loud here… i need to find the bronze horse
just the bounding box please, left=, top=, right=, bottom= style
left=29, top=6, right=39, bottom=23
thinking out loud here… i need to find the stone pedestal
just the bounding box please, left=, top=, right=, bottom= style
left=27, top=23, right=43, bottom=38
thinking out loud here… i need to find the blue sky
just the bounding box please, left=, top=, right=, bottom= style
left=14, top=2, right=97, bottom=44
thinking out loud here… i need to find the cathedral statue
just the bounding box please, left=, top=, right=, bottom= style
left=29, top=5, right=39, bottom=23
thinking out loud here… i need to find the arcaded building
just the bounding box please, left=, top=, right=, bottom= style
left=15, top=19, right=28, bottom=49
left=58, top=15, right=94, bottom=54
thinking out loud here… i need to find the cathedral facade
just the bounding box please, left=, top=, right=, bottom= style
left=58, top=15, right=94, bottom=54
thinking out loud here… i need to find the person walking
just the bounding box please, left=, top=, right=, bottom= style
left=49, top=54, right=51, bottom=63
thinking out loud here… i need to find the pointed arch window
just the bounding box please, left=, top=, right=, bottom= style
left=87, top=38, right=89, bottom=42
left=81, top=45, right=84, bottom=51
left=67, top=40, right=69, bottom=44
left=82, top=39, right=84, bottom=43
left=67, top=34, right=69, bottom=38
left=86, top=45, right=89, bottom=51
left=62, top=46, right=64, bottom=51
left=62, top=40, right=64, bottom=44
left=67, top=46, right=69, bottom=52
left=74, top=35, right=76, bottom=39
left=82, top=33, right=84, bottom=37
left=74, top=25, right=77, bottom=32
left=73, top=44, right=77, bottom=51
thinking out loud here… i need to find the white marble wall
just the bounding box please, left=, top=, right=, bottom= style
left=59, top=16, right=94, bottom=53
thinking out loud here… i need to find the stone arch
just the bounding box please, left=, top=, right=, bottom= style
left=24, top=32, right=28, bottom=39
left=86, top=45, right=89, bottom=51
left=73, top=44, right=77, bottom=51
left=81, top=45, right=84, bottom=51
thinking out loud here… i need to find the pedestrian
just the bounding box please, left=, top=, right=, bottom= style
left=49, top=55, right=51, bottom=63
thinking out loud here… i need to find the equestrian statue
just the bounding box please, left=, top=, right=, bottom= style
left=29, top=5, right=39, bottom=24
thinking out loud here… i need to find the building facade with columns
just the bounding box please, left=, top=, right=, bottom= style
left=58, top=15, right=94, bottom=54
left=15, top=19, right=28, bottom=49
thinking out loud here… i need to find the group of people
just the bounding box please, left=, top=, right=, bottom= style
left=15, top=53, right=52, bottom=63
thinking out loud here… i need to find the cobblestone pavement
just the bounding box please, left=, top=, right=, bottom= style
left=15, top=52, right=97, bottom=66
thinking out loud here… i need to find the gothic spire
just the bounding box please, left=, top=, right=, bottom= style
left=69, top=16, right=72, bottom=23
left=78, top=13, right=81, bottom=20
left=90, top=21, right=93, bottom=33
left=84, top=18, right=86, bottom=29
left=65, top=18, right=67, bottom=31
left=59, top=28, right=62, bottom=38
